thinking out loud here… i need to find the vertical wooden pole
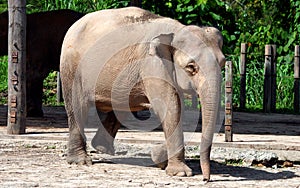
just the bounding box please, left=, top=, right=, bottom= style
left=240, top=43, right=247, bottom=109
left=225, top=61, right=233, bottom=142
left=271, top=45, right=277, bottom=112
left=263, top=45, right=272, bottom=113
left=7, top=0, right=26, bottom=134
left=294, top=45, right=300, bottom=112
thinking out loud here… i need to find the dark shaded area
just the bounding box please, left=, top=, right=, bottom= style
left=0, top=10, right=84, bottom=117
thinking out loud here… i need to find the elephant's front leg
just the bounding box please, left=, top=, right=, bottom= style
left=145, top=80, right=192, bottom=177
left=163, top=96, right=192, bottom=177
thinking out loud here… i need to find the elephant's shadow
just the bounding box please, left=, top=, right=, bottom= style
left=92, top=157, right=299, bottom=181
left=186, top=159, right=299, bottom=182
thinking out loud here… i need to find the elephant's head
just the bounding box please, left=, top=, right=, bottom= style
left=150, top=26, right=225, bottom=181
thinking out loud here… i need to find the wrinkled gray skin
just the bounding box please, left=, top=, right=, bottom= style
left=60, top=7, right=225, bottom=181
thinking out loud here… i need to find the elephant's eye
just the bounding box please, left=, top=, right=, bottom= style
left=185, top=61, right=199, bottom=76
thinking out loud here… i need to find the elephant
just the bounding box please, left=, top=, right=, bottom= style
left=60, top=7, right=225, bottom=181
left=0, top=10, right=83, bottom=117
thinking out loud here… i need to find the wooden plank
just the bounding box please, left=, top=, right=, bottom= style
left=7, top=0, right=27, bottom=134
left=225, top=61, right=233, bottom=142
left=294, top=45, right=300, bottom=112
left=240, top=43, right=247, bottom=109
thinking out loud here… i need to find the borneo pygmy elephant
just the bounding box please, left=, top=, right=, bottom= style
left=0, top=10, right=83, bottom=117
left=60, top=7, right=225, bottom=181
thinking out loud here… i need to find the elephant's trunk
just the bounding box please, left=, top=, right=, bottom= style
left=197, top=66, right=221, bottom=182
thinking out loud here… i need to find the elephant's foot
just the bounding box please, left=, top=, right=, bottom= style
left=92, top=143, right=115, bottom=155
left=27, top=107, right=44, bottom=117
left=152, top=144, right=192, bottom=177
left=91, top=135, right=115, bottom=155
left=67, top=129, right=92, bottom=165
left=67, top=152, right=92, bottom=165
left=166, top=161, right=193, bottom=177
left=151, top=144, right=168, bottom=169
left=67, top=144, right=92, bottom=165
left=166, top=149, right=192, bottom=177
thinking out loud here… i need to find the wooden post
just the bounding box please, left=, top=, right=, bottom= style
left=7, top=0, right=26, bottom=134
left=240, top=43, right=247, bottom=109
left=294, top=45, right=300, bottom=112
left=225, top=61, right=233, bottom=142
left=263, top=45, right=272, bottom=113
left=271, top=45, right=277, bottom=112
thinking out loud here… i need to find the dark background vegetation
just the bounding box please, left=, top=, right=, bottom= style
left=0, top=0, right=299, bottom=112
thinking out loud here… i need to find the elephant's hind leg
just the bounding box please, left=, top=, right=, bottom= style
left=91, top=111, right=121, bottom=155
left=67, top=114, right=92, bottom=165
left=66, top=96, right=91, bottom=165
left=67, top=127, right=92, bottom=165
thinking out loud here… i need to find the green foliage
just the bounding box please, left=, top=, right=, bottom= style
left=0, top=0, right=7, bottom=12
left=0, top=56, right=8, bottom=104
left=224, top=159, right=244, bottom=166
left=27, top=0, right=130, bottom=13
left=43, top=71, right=59, bottom=105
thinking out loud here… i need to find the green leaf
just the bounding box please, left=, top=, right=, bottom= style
left=230, top=35, right=236, bottom=41
left=209, top=12, right=221, bottom=20
left=197, top=0, right=207, bottom=4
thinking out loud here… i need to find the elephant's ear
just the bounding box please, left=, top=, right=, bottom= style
left=149, top=33, right=174, bottom=59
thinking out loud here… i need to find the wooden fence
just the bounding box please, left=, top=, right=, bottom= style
left=239, top=43, right=300, bottom=113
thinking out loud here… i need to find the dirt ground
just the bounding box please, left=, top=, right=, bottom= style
left=0, top=106, right=300, bottom=187
left=0, top=139, right=299, bottom=188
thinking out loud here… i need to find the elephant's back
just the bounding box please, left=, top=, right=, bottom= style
left=65, top=6, right=168, bottom=48
left=62, top=7, right=162, bottom=49
left=60, top=7, right=183, bottom=87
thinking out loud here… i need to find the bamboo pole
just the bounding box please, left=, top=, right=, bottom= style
left=7, top=0, right=27, bottom=134
left=225, top=61, right=233, bottom=142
